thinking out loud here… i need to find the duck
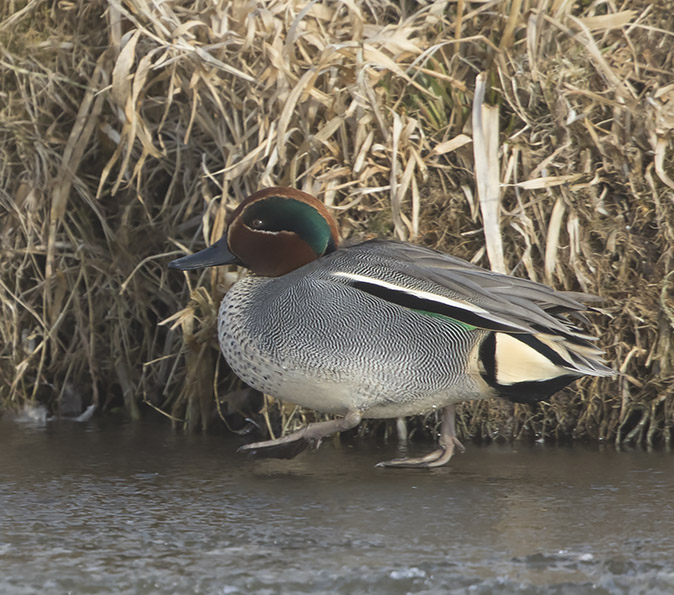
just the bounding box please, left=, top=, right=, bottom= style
left=169, top=187, right=614, bottom=468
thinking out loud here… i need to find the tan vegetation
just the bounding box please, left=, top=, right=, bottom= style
left=1, top=0, right=673, bottom=447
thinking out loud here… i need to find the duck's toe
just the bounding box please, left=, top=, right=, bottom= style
left=237, top=410, right=363, bottom=461
left=237, top=437, right=310, bottom=459
left=376, top=436, right=464, bottom=469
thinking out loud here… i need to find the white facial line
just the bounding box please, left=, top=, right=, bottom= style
left=243, top=226, right=287, bottom=235
left=333, top=272, right=491, bottom=315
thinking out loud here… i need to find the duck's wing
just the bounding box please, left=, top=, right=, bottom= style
left=327, top=239, right=614, bottom=377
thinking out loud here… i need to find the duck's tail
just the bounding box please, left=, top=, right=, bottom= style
left=478, top=328, right=615, bottom=404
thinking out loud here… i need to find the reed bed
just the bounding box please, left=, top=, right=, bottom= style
left=1, top=0, right=672, bottom=447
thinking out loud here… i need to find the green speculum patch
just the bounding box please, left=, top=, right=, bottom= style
left=411, top=308, right=477, bottom=331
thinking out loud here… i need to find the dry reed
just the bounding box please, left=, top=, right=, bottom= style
left=1, top=0, right=673, bottom=448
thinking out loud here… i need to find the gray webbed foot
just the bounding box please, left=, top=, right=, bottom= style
left=237, top=438, right=311, bottom=459
left=376, top=436, right=464, bottom=468
left=237, top=410, right=362, bottom=461
left=376, top=404, right=463, bottom=469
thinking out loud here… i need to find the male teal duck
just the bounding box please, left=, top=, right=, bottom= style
left=169, top=187, right=614, bottom=468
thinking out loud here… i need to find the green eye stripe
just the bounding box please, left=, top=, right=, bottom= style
left=244, top=197, right=333, bottom=255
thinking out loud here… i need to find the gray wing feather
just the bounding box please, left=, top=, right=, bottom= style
left=336, top=240, right=594, bottom=333
left=318, top=239, right=613, bottom=377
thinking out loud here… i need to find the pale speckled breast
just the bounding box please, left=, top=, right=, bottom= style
left=217, top=266, right=495, bottom=418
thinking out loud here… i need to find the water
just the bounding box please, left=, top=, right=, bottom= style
left=1, top=420, right=673, bottom=594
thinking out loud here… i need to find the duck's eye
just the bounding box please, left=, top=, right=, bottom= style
left=250, top=218, right=265, bottom=229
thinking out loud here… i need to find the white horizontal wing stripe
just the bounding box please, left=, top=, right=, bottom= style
left=332, top=271, right=491, bottom=315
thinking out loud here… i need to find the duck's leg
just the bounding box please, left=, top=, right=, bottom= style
left=237, top=410, right=362, bottom=460
left=376, top=404, right=464, bottom=468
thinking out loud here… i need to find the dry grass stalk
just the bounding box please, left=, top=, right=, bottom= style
left=472, top=71, right=505, bottom=273
left=1, top=0, right=672, bottom=447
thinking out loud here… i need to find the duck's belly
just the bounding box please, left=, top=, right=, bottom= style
left=218, top=275, right=493, bottom=418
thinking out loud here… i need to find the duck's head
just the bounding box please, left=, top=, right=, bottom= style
left=169, top=187, right=340, bottom=276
